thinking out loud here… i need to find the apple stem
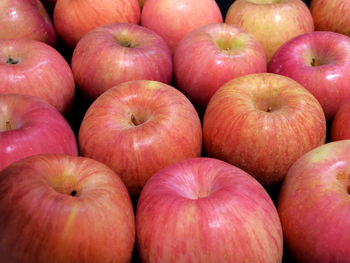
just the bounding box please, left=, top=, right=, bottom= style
left=131, top=114, right=141, bottom=126
left=6, top=57, right=19, bottom=65
left=311, top=58, right=316, bottom=67
left=5, top=120, right=12, bottom=131
left=70, top=190, right=77, bottom=196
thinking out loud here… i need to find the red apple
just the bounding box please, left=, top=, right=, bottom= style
left=0, top=153, right=135, bottom=263
left=174, top=23, right=266, bottom=112
left=0, top=38, right=75, bottom=114
left=78, top=80, right=202, bottom=196
left=136, top=157, right=283, bottom=263
left=311, top=0, right=350, bottom=37
left=268, top=31, right=350, bottom=121
left=0, top=0, right=57, bottom=46
left=71, top=23, right=172, bottom=100
left=53, top=0, right=140, bottom=48
left=203, top=73, right=326, bottom=186
left=225, top=0, right=314, bottom=61
left=278, top=140, right=350, bottom=262
left=141, top=0, right=223, bottom=53
left=330, top=99, right=350, bottom=141
left=0, top=94, right=78, bottom=171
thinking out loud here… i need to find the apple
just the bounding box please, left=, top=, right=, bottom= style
left=0, top=153, right=135, bottom=263
left=311, top=0, right=350, bottom=37
left=0, top=94, right=78, bottom=171
left=141, top=0, right=223, bottom=53
left=53, top=0, right=140, bottom=48
left=71, top=23, right=173, bottom=100
left=0, top=38, right=75, bottom=114
left=78, top=80, right=202, bottom=196
left=203, top=73, right=327, bottom=186
left=330, top=99, right=350, bottom=141
left=268, top=31, right=350, bottom=121
left=174, top=22, right=266, bottom=112
left=136, top=157, right=283, bottom=263
left=278, top=140, right=350, bottom=262
left=225, top=0, right=314, bottom=61
left=0, top=0, right=57, bottom=46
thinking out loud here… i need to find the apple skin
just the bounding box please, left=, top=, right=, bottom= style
left=268, top=31, right=350, bottom=121
left=330, top=99, right=350, bottom=141
left=78, top=80, right=202, bottom=196
left=0, top=94, right=78, bottom=171
left=141, top=0, right=223, bottom=53
left=225, top=0, right=314, bottom=61
left=53, top=0, right=140, bottom=48
left=174, top=23, right=266, bottom=112
left=0, top=153, right=135, bottom=263
left=0, top=38, right=75, bottom=114
left=203, top=73, right=326, bottom=186
left=311, top=0, right=350, bottom=37
left=136, top=157, right=283, bottom=263
left=71, top=22, right=173, bottom=100
left=0, top=0, right=57, bottom=46
left=278, top=140, right=350, bottom=263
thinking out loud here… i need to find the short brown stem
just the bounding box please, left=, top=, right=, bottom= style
left=131, top=114, right=141, bottom=126
left=310, top=58, right=316, bottom=67
left=5, top=120, right=12, bottom=131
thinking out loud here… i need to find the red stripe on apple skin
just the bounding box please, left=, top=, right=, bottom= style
left=203, top=73, right=326, bottom=187
left=78, top=80, right=202, bottom=196
left=136, top=158, right=283, bottom=263
left=0, top=154, right=135, bottom=263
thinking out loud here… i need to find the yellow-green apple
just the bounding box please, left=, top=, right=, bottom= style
left=0, top=38, right=75, bottom=114
left=311, top=0, right=350, bottom=37
left=0, top=0, right=57, bottom=46
left=203, top=73, right=327, bottom=186
left=278, top=140, right=350, bottom=262
left=0, top=153, right=135, bottom=263
left=53, top=0, right=140, bottom=49
left=71, top=23, right=173, bottom=100
left=136, top=157, right=283, bottom=263
left=78, top=80, right=202, bottom=196
left=141, top=0, right=223, bottom=53
left=330, top=99, right=350, bottom=141
left=225, top=0, right=314, bottom=61
left=0, top=94, right=78, bottom=171
left=268, top=31, right=350, bottom=121
left=174, top=23, right=266, bottom=113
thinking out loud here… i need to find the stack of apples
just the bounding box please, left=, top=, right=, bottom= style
left=0, top=0, right=349, bottom=262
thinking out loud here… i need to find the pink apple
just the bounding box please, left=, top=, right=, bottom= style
left=53, top=0, right=140, bottom=48
left=268, top=31, right=350, bottom=121
left=203, top=73, right=326, bottom=186
left=71, top=23, right=173, bottom=100
left=0, top=0, right=57, bottom=46
left=330, top=99, right=350, bottom=141
left=78, top=80, right=202, bottom=196
left=0, top=153, right=135, bottom=262
left=0, top=38, right=75, bottom=114
left=311, top=0, right=350, bottom=37
left=225, top=0, right=314, bottom=61
left=278, top=140, right=350, bottom=262
left=0, top=94, right=78, bottom=171
left=136, top=157, right=283, bottom=263
left=174, top=23, right=266, bottom=112
left=141, top=0, right=223, bottom=53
